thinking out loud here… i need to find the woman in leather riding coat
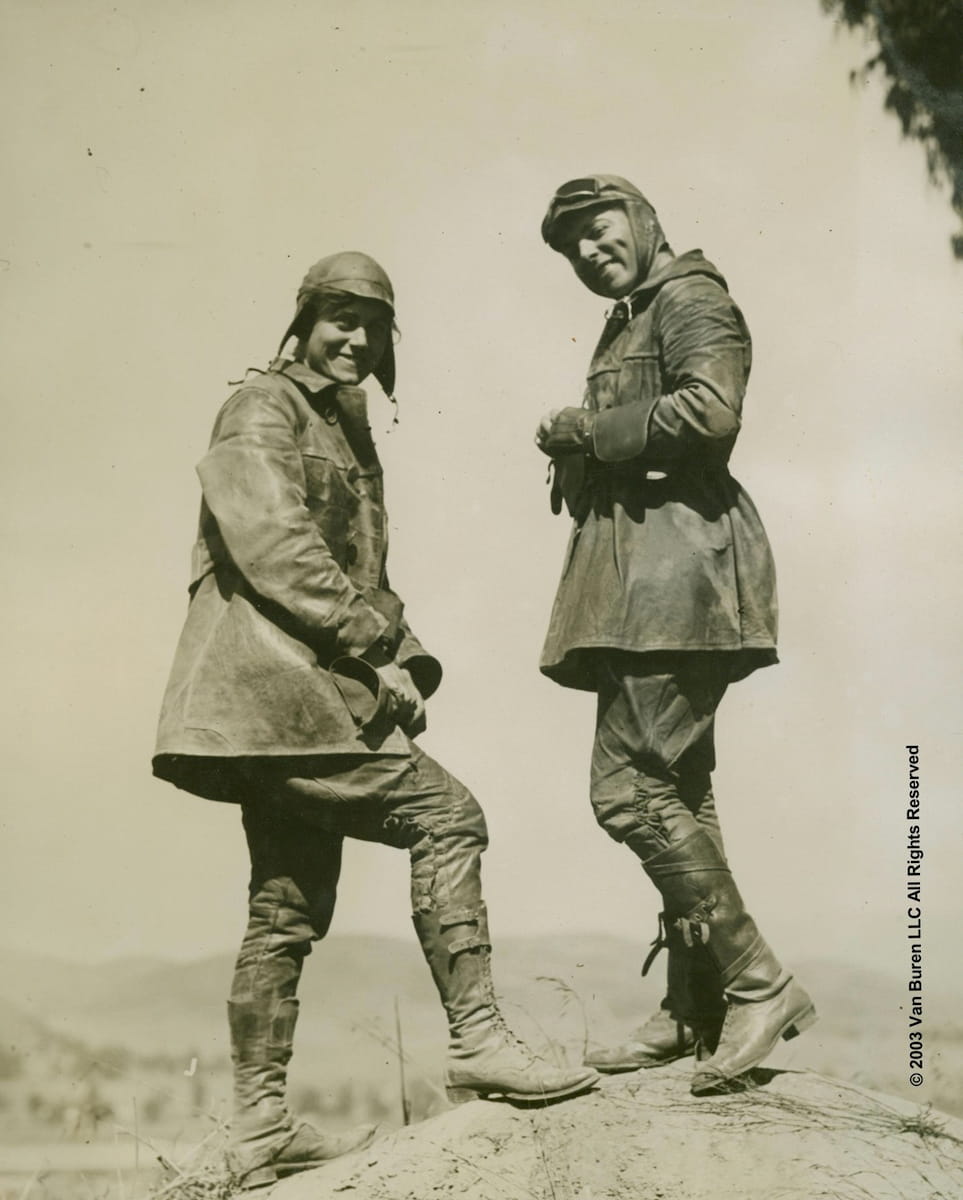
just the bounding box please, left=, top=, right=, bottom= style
left=153, top=251, right=597, bottom=1188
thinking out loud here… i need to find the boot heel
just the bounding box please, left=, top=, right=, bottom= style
left=445, top=1086, right=479, bottom=1105
left=783, top=1005, right=817, bottom=1041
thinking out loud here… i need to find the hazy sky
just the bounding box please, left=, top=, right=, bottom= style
left=2, top=0, right=960, bottom=1006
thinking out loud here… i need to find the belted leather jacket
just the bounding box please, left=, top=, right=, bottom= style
left=153, top=359, right=440, bottom=801
left=541, top=251, right=779, bottom=690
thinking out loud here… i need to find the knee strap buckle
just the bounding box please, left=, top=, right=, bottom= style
left=641, top=912, right=669, bottom=977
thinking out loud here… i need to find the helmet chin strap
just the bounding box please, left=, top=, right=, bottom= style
left=626, top=202, right=663, bottom=285
left=385, top=392, right=400, bottom=432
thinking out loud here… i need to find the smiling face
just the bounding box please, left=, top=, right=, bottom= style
left=301, top=295, right=392, bottom=385
left=554, top=205, right=646, bottom=299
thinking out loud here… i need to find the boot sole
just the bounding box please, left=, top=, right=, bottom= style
left=239, top=1157, right=362, bottom=1190
left=588, top=1049, right=693, bottom=1074
left=690, top=1003, right=818, bottom=1096
left=446, top=1074, right=600, bottom=1106
left=238, top=1166, right=280, bottom=1190
left=240, top=1157, right=369, bottom=1189
left=237, top=1127, right=380, bottom=1188
left=240, top=1164, right=353, bottom=1190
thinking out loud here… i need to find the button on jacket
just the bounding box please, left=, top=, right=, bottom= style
left=153, top=360, right=441, bottom=801
left=540, top=251, right=778, bottom=690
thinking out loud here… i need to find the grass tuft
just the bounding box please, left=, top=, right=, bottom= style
left=149, top=1127, right=239, bottom=1200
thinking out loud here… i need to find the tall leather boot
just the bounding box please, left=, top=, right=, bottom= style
left=228, top=991, right=377, bottom=1188
left=413, top=903, right=600, bottom=1104
left=583, top=910, right=726, bottom=1072
left=642, top=828, right=816, bottom=1095
left=586, top=918, right=689, bottom=1071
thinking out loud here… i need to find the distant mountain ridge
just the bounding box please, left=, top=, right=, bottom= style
left=1, top=936, right=960, bottom=1116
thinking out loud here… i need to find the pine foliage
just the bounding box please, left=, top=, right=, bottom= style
left=823, top=0, right=963, bottom=257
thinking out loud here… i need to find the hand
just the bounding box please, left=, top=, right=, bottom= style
left=375, top=662, right=425, bottom=733
left=535, top=407, right=594, bottom=455
left=534, top=409, right=561, bottom=453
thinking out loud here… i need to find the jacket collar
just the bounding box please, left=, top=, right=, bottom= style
left=634, top=249, right=726, bottom=304
left=270, top=357, right=339, bottom=395
left=607, top=250, right=729, bottom=320
left=600, top=252, right=730, bottom=326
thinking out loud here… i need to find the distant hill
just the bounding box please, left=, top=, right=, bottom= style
left=1, top=936, right=960, bottom=1117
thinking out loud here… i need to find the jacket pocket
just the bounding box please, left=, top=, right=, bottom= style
left=614, top=352, right=660, bottom=407
left=302, top=451, right=355, bottom=557
left=302, top=450, right=354, bottom=502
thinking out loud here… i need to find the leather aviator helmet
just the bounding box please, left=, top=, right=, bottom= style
left=279, top=251, right=397, bottom=396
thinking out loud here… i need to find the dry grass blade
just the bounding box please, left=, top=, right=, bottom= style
left=529, top=1114, right=560, bottom=1200
left=147, top=1125, right=239, bottom=1200
left=534, top=976, right=591, bottom=1063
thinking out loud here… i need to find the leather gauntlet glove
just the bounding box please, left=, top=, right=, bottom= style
left=537, top=407, right=596, bottom=455
left=549, top=456, right=589, bottom=519
left=330, top=656, right=427, bottom=739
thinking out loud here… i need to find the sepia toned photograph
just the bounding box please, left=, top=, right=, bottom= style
left=2, top=2, right=961, bottom=1198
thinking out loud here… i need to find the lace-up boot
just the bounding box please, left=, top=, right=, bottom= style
left=413, top=904, right=600, bottom=1104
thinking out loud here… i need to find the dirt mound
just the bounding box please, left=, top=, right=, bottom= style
left=268, top=1065, right=963, bottom=1200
